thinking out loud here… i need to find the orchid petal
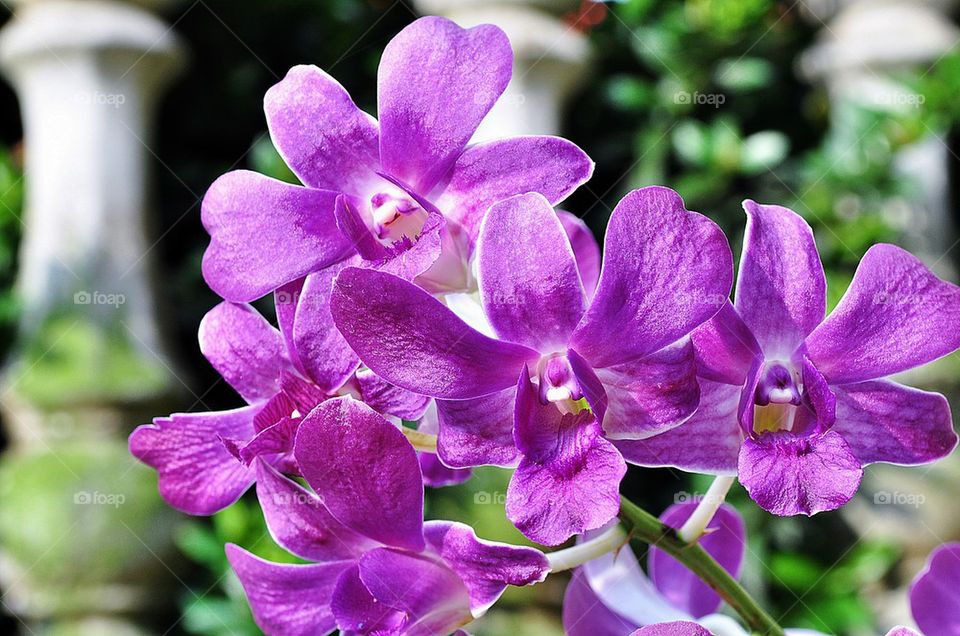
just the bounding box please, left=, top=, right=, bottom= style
left=226, top=544, right=350, bottom=636
left=909, top=543, right=960, bottom=636
left=736, top=201, right=826, bottom=358
left=264, top=65, right=380, bottom=194
left=507, top=368, right=625, bottom=545
left=650, top=503, right=746, bottom=618
left=559, top=210, right=601, bottom=298
left=201, top=171, right=353, bottom=301
left=423, top=520, right=549, bottom=616
left=254, top=460, right=376, bottom=562
left=292, top=265, right=362, bottom=393
left=477, top=193, right=586, bottom=351
left=198, top=302, right=286, bottom=402
left=294, top=397, right=425, bottom=551
left=594, top=340, right=700, bottom=440
left=739, top=430, right=863, bottom=516
left=833, top=380, right=957, bottom=466
left=433, top=136, right=594, bottom=239
left=356, top=368, right=432, bottom=421
left=805, top=244, right=960, bottom=384
left=378, top=17, right=512, bottom=193
left=331, top=267, right=539, bottom=399
left=436, top=386, right=520, bottom=468
left=562, top=569, right=641, bottom=636
left=129, top=406, right=257, bottom=515
left=692, top=302, right=760, bottom=386
left=572, top=187, right=732, bottom=368
left=616, top=379, right=743, bottom=475
left=358, top=548, right=473, bottom=636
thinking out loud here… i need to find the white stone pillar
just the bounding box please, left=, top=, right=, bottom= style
left=0, top=0, right=186, bottom=441
left=0, top=2, right=186, bottom=633
left=414, top=0, right=590, bottom=141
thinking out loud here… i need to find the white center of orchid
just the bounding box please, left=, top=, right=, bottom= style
left=370, top=190, right=427, bottom=245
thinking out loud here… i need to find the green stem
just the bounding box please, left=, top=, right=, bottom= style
left=618, top=495, right=784, bottom=636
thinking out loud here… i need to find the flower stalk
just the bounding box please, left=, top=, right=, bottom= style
left=546, top=524, right=628, bottom=572
left=618, top=495, right=784, bottom=636
left=678, top=474, right=737, bottom=543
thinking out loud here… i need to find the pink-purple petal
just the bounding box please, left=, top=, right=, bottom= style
left=254, top=460, right=376, bottom=562
left=358, top=548, right=473, bottom=636
left=201, top=170, right=354, bottom=302
left=909, top=542, right=960, bottom=636
left=594, top=340, right=700, bottom=440
left=356, top=368, right=432, bottom=421
left=650, top=503, right=746, bottom=618
left=377, top=16, right=512, bottom=193
left=562, top=569, right=641, bottom=636
left=508, top=370, right=626, bottom=545
left=331, top=564, right=406, bottom=634
left=735, top=201, right=826, bottom=358
left=805, top=244, right=960, bottom=384
left=433, top=136, right=594, bottom=240
left=198, top=302, right=285, bottom=402
left=738, top=430, right=863, bottom=516
left=477, top=193, right=586, bottom=351
left=436, top=387, right=520, bottom=468
left=559, top=210, right=602, bottom=298
left=226, top=543, right=351, bottom=636
left=572, top=186, right=733, bottom=368
left=616, top=379, right=743, bottom=475
left=292, top=266, right=361, bottom=392
left=581, top=529, right=691, bottom=626
left=331, top=267, right=539, bottom=399
left=294, top=396, right=425, bottom=551
left=264, top=64, right=380, bottom=194
left=418, top=405, right=472, bottom=486
left=129, top=406, right=258, bottom=515
left=832, top=380, right=957, bottom=466
left=631, top=623, right=713, bottom=636
left=423, top=520, right=549, bottom=615
left=692, top=302, right=760, bottom=386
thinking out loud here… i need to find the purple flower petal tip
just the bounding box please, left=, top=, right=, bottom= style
left=739, top=430, right=863, bottom=516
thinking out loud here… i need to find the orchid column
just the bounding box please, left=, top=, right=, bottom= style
left=0, top=0, right=185, bottom=632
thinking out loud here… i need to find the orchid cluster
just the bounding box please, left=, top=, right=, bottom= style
left=130, top=16, right=960, bottom=636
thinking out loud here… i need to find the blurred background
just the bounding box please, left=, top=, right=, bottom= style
left=0, top=0, right=957, bottom=634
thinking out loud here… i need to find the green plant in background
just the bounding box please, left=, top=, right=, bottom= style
left=0, top=145, right=22, bottom=355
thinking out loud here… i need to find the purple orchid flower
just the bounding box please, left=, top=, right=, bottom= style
left=562, top=502, right=747, bottom=636
left=227, top=396, right=549, bottom=636
left=329, top=187, right=733, bottom=545
left=620, top=201, right=960, bottom=517
left=129, top=295, right=438, bottom=515
left=201, top=15, right=593, bottom=304
left=563, top=502, right=828, bottom=636
left=905, top=542, right=960, bottom=635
